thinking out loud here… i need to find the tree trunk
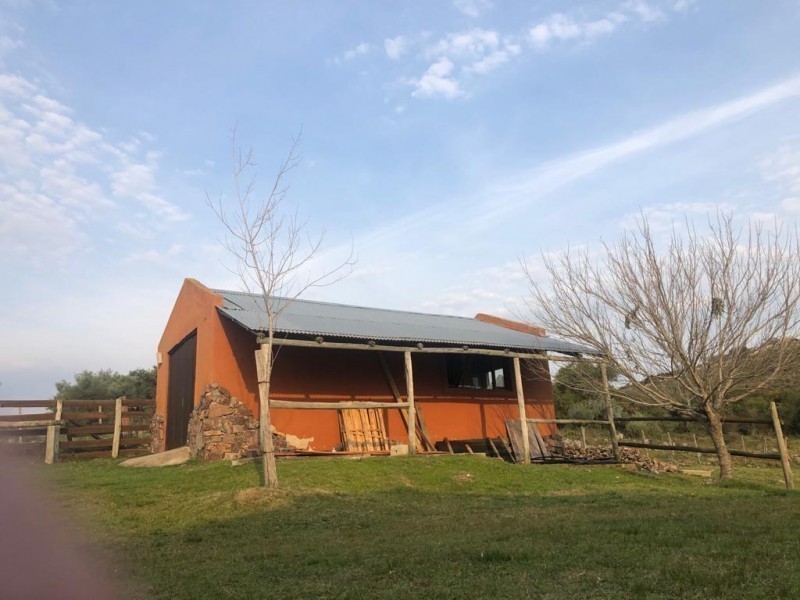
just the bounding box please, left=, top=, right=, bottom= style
left=255, top=343, right=279, bottom=489
left=705, top=404, right=733, bottom=480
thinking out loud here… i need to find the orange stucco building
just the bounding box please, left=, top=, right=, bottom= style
left=155, top=279, right=587, bottom=454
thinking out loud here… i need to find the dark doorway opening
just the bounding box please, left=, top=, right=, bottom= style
left=166, top=331, right=197, bottom=450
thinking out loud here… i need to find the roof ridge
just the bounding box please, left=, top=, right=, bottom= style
left=212, top=288, right=482, bottom=323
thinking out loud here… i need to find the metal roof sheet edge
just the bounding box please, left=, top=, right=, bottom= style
left=213, top=288, right=503, bottom=324
left=212, top=288, right=600, bottom=356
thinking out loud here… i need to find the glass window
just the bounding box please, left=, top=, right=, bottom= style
left=446, top=355, right=511, bottom=390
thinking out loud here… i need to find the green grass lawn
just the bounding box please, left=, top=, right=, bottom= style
left=40, top=456, right=800, bottom=599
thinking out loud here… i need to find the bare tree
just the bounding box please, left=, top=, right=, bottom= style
left=524, top=213, right=800, bottom=479
left=209, top=129, right=354, bottom=488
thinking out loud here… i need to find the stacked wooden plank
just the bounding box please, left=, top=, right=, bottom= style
left=339, top=408, right=389, bottom=452
left=506, top=419, right=551, bottom=462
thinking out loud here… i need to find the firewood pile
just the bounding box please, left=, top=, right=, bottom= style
left=547, top=437, right=680, bottom=473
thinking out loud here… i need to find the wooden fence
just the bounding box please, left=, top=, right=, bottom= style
left=0, top=398, right=154, bottom=462
left=530, top=400, right=795, bottom=491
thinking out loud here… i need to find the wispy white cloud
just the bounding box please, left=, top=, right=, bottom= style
left=334, top=41, right=372, bottom=65
left=125, top=242, right=184, bottom=264
left=0, top=33, right=23, bottom=65
left=342, top=74, right=800, bottom=252
left=484, top=76, right=800, bottom=220
left=406, top=28, right=521, bottom=97
left=617, top=201, right=734, bottom=233
left=528, top=0, right=674, bottom=50
left=453, top=0, right=493, bottom=18
left=384, top=35, right=408, bottom=60
left=529, top=12, right=626, bottom=48
left=0, top=66, right=187, bottom=262
left=672, top=0, right=698, bottom=13
left=418, top=261, right=525, bottom=317
left=378, top=0, right=688, bottom=101
left=411, top=57, right=463, bottom=99
left=625, top=0, right=666, bottom=23
left=761, top=143, right=800, bottom=213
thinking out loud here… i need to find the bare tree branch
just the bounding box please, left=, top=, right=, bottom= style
left=523, top=212, right=800, bottom=479
left=208, top=128, right=355, bottom=487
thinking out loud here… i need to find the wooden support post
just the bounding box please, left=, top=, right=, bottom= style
left=378, top=352, right=434, bottom=450
left=740, top=434, right=748, bottom=466
left=404, top=351, right=416, bottom=455
left=445, top=438, right=454, bottom=454
left=111, top=397, right=123, bottom=458
left=693, top=433, right=701, bottom=464
left=45, top=426, right=55, bottom=464
left=666, top=431, right=676, bottom=463
left=641, top=430, right=650, bottom=459
left=256, top=344, right=279, bottom=488
left=512, top=357, right=531, bottom=465
left=580, top=426, right=587, bottom=450
left=44, top=399, right=63, bottom=464
left=600, top=363, right=621, bottom=462
left=770, top=401, right=794, bottom=491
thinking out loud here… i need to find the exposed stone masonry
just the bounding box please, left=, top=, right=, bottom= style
left=149, top=413, right=165, bottom=454
left=187, top=384, right=261, bottom=461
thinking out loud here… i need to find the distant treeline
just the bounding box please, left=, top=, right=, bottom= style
left=553, top=362, right=800, bottom=435
left=54, top=367, right=156, bottom=401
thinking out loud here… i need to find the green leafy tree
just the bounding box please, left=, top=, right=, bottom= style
left=553, top=362, right=622, bottom=421
left=54, top=368, right=156, bottom=400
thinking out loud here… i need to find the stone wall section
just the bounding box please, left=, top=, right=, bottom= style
left=149, top=383, right=311, bottom=459
left=149, top=413, right=165, bottom=454
left=187, top=384, right=261, bottom=461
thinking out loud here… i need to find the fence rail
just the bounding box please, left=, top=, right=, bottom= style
left=0, top=397, right=154, bottom=462
left=530, top=400, right=794, bottom=490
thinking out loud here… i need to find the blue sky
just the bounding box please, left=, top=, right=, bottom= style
left=2, top=0, right=800, bottom=398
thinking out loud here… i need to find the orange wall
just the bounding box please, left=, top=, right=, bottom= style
left=267, top=347, right=554, bottom=450
left=155, top=279, right=259, bottom=427
left=156, top=279, right=556, bottom=452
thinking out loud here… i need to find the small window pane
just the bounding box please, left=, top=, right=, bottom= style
left=446, top=355, right=511, bottom=390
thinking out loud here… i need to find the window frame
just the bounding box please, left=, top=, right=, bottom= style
left=445, top=354, right=513, bottom=392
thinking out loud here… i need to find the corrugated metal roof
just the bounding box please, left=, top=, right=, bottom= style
left=214, top=289, right=597, bottom=356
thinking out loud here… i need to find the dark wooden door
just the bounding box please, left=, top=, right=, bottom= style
left=166, top=331, right=197, bottom=450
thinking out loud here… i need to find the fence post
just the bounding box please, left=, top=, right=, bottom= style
left=693, top=433, right=701, bottom=464
left=600, top=363, right=621, bottom=462
left=112, top=396, right=123, bottom=458
left=580, top=425, right=587, bottom=450
left=666, top=431, right=676, bottom=463
left=769, top=401, right=794, bottom=491
left=44, top=399, right=63, bottom=464
left=45, top=426, right=55, bottom=464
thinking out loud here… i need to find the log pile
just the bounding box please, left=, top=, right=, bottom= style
left=547, top=437, right=680, bottom=473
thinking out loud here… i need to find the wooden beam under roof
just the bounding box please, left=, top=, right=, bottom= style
left=268, top=336, right=604, bottom=363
